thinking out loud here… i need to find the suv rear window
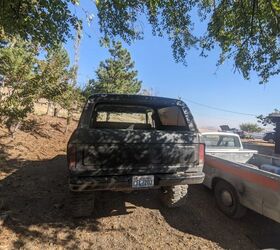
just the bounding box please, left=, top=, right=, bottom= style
left=91, top=103, right=188, bottom=131
left=96, top=112, right=147, bottom=123
left=158, top=106, right=186, bottom=126
left=91, top=104, right=154, bottom=130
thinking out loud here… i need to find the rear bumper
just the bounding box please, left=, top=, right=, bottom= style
left=69, top=172, right=205, bottom=192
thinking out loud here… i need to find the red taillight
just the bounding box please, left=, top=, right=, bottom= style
left=199, top=143, right=205, bottom=165
left=68, top=144, right=76, bottom=170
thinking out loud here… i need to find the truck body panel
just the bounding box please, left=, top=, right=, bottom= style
left=201, top=132, right=280, bottom=223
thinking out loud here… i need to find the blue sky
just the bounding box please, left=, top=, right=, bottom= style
left=65, top=2, right=279, bottom=129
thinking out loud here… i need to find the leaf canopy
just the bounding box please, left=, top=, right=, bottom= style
left=1, top=0, right=280, bottom=83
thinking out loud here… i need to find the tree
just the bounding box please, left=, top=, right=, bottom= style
left=0, top=39, right=40, bottom=136
left=38, top=46, right=72, bottom=115
left=1, top=1, right=280, bottom=83
left=0, top=0, right=79, bottom=48
left=0, top=38, right=83, bottom=136
left=37, top=48, right=84, bottom=132
left=240, top=123, right=263, bottom=133
left=257, top=109, right=279, bottom=126
left=139, top=88, right=156, bottom=96
left=84, top=41, right=142, bottom=96
left=55, top=84, right=84, bottom=133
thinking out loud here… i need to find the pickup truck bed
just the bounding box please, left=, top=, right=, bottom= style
left=201, top=132, right=280, bottom=223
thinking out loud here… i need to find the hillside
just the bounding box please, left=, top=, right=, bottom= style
left=0, top=115, right=279, bottom=249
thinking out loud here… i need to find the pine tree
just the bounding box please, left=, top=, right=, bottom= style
left=0, top=40, right=83, bottom=136
left=38, top=47, right=72, bottom=115
left=85, top=41, right=142, bottom=97
left=0, top=39, right=40, bottom=136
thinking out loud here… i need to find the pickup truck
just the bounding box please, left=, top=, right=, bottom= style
left=67, top=94, right=205, bottom=212
left=201, top=132, right=280, bottom=223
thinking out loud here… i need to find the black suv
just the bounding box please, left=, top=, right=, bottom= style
left=67, top=94, right=205, bottom=214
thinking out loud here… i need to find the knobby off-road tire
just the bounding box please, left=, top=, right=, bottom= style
left=214, top=180, right=247, bottom=219
left=161, top=185, right=188, bottom=208
left=69, top=191, right=95, bottom=218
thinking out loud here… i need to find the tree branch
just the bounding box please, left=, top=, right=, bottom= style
left=250, top=0, right=257, bottom=36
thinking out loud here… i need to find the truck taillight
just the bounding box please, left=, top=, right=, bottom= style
left=199, top=144, right=205, bottom=165
left=68, top=144, right=76, bottom=170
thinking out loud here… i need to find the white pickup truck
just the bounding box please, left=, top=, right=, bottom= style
left=200, top=132, right=280, bottom=223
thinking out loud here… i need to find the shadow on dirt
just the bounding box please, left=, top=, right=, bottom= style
left=1, top=155, right=280, bottom=249
left=20, top=119, right=51, bottom=139
left=50, top=122, right=65, bottom=133
left=0, top=140, right=23, bottom=174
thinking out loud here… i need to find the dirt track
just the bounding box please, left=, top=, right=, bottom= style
left=0, top=116, right=280, bottom=249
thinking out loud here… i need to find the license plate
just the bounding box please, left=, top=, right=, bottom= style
left=132, top=175, right=154, bottom=188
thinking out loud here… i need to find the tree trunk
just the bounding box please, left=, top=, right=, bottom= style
left=47, top=101, right=51, bottom=115
left=9, top=121, right=21, bottom=139
left=54, top=107, right=58, bottom=117
left=64, top=111, right=72, bottom=134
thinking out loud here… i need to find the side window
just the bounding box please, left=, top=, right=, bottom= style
left=219, top=137, right=234, bottom=146
left=219, top=136, right=240, bottom=148
left=157, top=106, right=186, bottom=126
left=202, top=135, right=220, bottom=146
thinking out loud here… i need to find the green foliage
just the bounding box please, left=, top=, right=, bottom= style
left=0, top=39, right=84, bottom=136
left=202, top=0, right=280, bottom=84
left=257, top=109, right=279, bottom=126
left=84, top=41, right=142, bottom=97
left=0, top=39, right=40, bottom=134
left=239, top=123, right=263, bottom=133
left=54, top=84, right=84, bottom=133
left=38, top=46, right=71, bottom=102
left=55, top=84, right=84, bottom=113
left=97, top=0, right=280, bottom=83
left=1, top=1, right=279, bottom=83
left=0, top=0, right=79, bottom=47
left=96, top=1, right=197, bottom=65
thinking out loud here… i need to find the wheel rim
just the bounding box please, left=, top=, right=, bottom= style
left=221, top=190, right=233, bottom=207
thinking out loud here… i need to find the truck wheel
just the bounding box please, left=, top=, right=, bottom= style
left=214, top=180, right=247, bottom=219
left=69, top=192, right=95, bottom=218
left=160, top=185, right=188, bottom=208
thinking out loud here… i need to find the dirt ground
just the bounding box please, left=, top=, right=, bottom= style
left=0, top=115, right=280, bottom=250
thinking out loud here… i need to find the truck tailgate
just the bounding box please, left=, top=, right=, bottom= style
left=206, top=150, right=256, bottom=163
left=69, top=129, right=200, bottom=175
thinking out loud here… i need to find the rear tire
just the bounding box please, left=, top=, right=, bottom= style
left=214, top=180, right=247, bottom=219
left=160, top=185, right=188, bottom=208
left=69, top=191, right=95, bottom=218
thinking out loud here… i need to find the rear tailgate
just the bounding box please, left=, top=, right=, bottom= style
left=68, top=129, right=201, bottom=176
left=206, top=150, right=257, bottom=163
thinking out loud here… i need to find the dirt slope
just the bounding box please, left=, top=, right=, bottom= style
left=0, top=115, right=279, bottom=250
